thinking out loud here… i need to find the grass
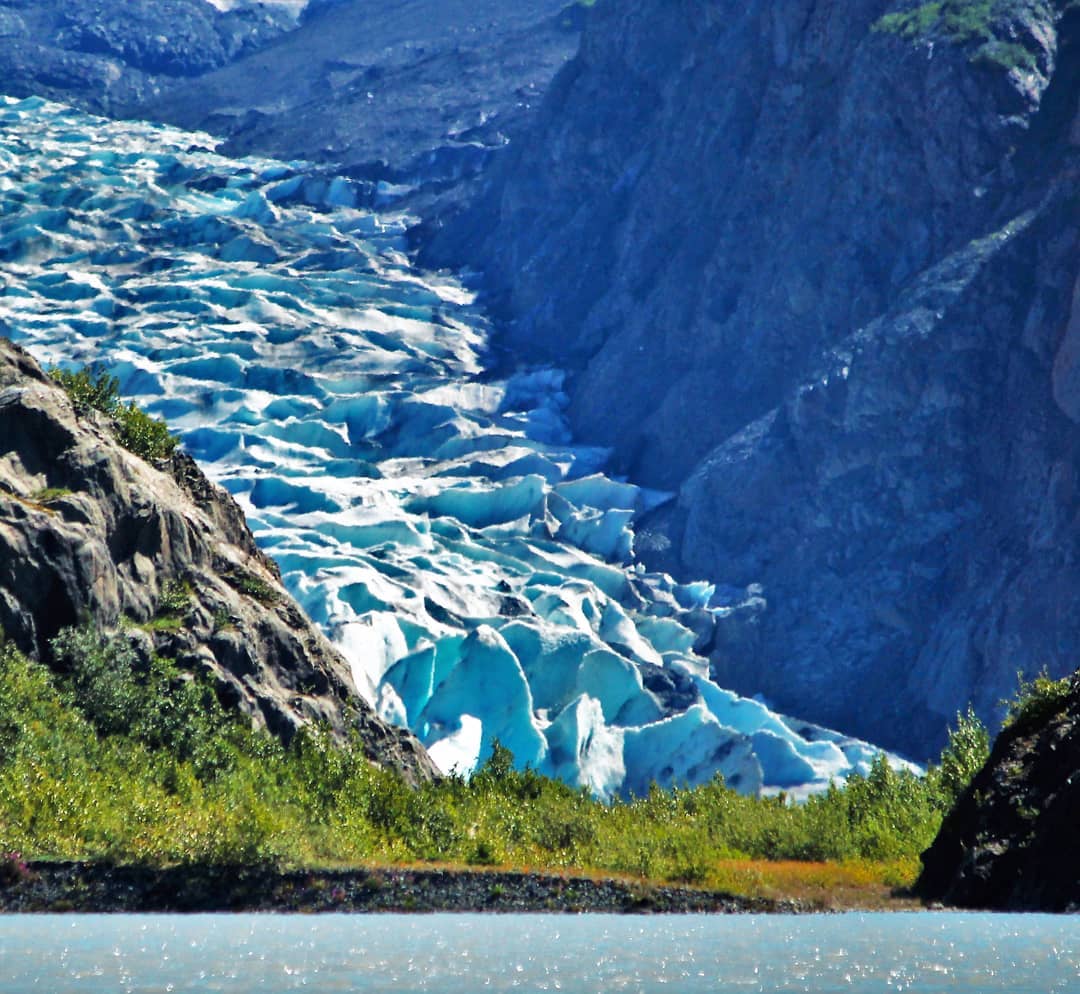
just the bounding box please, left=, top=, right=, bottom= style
left=29, top=487, right=72, bottom=504
left=0, top=485, right=74, bottom=516
left=221, top=568, right=279, bottom=606
left=705, top=858, right=923, bottom=908
left=133, top=616, right=186, bottom=633
left=0, top=626, right=992, bottom=903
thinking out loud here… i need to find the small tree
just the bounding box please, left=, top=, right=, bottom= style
left=932, top=706, right=990, bottom=809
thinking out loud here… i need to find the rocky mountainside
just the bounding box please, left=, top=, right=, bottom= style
left=426, top=0, right=1080, bottom=759
left=0, top=0, right=294, bottom=111
left=138, top=0, right=580, bottom=211
left=0, top=338, right=435, bottom=782
left=0, top=0, right=581, bottom=217
left=917, top=672, right=1080, bottom=910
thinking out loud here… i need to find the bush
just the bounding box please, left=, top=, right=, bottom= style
left=50, top=365, right=178, bottom=463
left=873, top=0, right=1042, bottom=70
left=157, top=580, right=191, bottom=618
left=875, top=1, right=995, bottom=43
left=930, top=706, right=990, bottom=807
left=50, top=625, right=142, bottom=737
left=0, top=629, right=1000, bottom=890
left=113, top=401, right=179, bottom=462
left=48, top=366, right=121, bottom=417
left=1002, top=669, right=1073, bottom=730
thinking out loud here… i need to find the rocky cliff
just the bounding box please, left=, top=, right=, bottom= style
left=0, top=0, right=580, bottom=217
left=0, top=0, right=294, bottom=111
left=139, top=0, right=579, bottom=210
left=0, top=338, right=435, bottom=782
left=426, top=0, right=1080, bottom=759
left=917, top=672, right=1080, bottom=910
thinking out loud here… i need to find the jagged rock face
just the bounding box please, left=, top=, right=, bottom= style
left=0, top=338, right=436, bottom=783
left=917, top=674, right=1080, bottom=911
left=0, top=0, right=579, bottom=216
left=0, top=0, right=294, bottom=111
left=138, top=0, right=579, bottom=206
left=427, top=0, right=1080, bottom=757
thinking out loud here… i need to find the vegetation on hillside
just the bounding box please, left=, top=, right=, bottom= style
left=1001, top=669, right=1073, bottom=730
left=0, top=626, right=992, bottom=898
left=49, top=365, right=178, bottom=463
left=873, top=0, right=1057, bottom=71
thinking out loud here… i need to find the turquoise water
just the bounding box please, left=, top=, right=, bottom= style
left=1, top=913, right=1077, bottom=992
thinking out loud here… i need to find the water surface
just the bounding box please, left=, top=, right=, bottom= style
left=1, top=912, right=1077, bottom=992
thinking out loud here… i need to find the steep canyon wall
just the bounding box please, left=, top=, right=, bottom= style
left=427, top=0, right=1080, bottom=757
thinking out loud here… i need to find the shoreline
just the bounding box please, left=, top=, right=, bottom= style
left=0, top=862, right=819, bottom=915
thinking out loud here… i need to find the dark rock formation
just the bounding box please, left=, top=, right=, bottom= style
left=426, top=0, right=1080, bottom=759
left=917, top=673, right=1080, bottom=911
left=0, top=0, right=579, bottom=215
left=0, top=0, right=294, bottom=112
left=138, top=0, right=580, bottom=211
left=0, top=338, right=435, bottom=782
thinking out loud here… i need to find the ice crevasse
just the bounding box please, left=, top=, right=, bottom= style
left=0, top=95, right=917, bottom=798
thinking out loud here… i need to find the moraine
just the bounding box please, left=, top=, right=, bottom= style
left=0, top=94, right=911, bottom=797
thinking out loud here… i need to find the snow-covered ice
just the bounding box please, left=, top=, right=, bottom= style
left=0, top=95, right=917, bottom=798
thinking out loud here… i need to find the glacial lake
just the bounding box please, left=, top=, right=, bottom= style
left=1, top=913, right=1077, bottom=992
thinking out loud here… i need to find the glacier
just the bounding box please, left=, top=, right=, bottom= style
left=0, top=95, right=916, bottom=798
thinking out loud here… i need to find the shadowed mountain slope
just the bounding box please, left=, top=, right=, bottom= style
left=424, top=0, right=1080, bottom=758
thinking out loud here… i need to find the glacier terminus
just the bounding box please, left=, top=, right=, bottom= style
left=0, top=95, right=916, bottom=799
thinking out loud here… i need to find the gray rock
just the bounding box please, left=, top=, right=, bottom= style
left=138, top=0, right=579, bottom=212
left=0, top=0, right=294, bottom=113
left=0, top=338, right=436, bottom=783
left=426, top=1, right=1080, bottom=758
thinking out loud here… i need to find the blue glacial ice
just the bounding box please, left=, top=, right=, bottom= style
left=0, top=94, right=918, bottom=798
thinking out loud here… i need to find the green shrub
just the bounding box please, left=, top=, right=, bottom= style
left=50, top=625, right=143, bottom=737
left=157, top=580, right=191, bottom=618
left=0, top=629, right=1001, bottom=884
left=50, top=365, right=178, bottom=463
left=113, top=401, right=179, bottom=462
left=1002, top=669, right=1073, bottom=730
left=930, top=706, right=990, bottom=806
left=873, top=0, right=1043, bottom=71
left=971, top=38, right=1039, bottom=70
left=48, top=366, right=121, bottom=417
left=875, top=0, right=995, bottom=42
left=224, top=569, right=279, bottom=605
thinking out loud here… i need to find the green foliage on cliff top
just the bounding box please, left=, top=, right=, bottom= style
left=873, top=0, right=1047, bottom=71
left=0, top=627, right=989, bottom=894
left=876, top=1, right=995, bottom=43
left=1002, top=669, right=1073, bottom=730
left=49, top=365, right=179, bottom=463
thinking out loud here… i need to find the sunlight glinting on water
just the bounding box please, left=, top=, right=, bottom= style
left=1, top=913, right=1078, bottom=993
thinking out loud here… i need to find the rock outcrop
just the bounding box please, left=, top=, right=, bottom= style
left=0, top=0, right=580, bottom=217
left=917, top=672, right=1080, bottom=910
left=0, top=338, right=436, bottom=783
left=138, top=0, right=580, bottom=211
left=0, top=0, right=293, bottom=112
left=426, top=0, right=1080, bottom=758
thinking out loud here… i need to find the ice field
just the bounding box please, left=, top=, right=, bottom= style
left=0, top=95, right=913, bottom=797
